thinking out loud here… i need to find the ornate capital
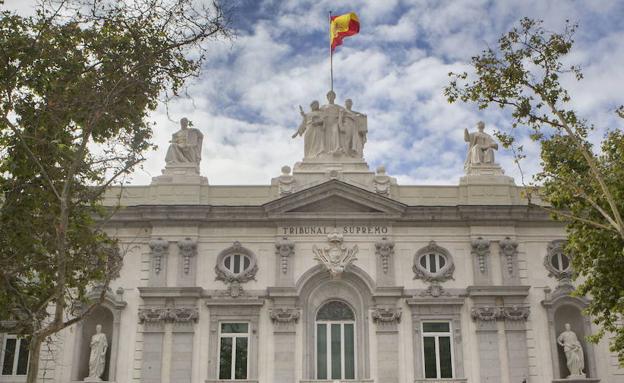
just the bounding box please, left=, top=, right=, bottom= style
left=138, top=307, right=199, bottom=324
left=500, top=305, right=530, bottom=321
left=470, top=305, right=530, bottom=322
left=275, top=237, right=295, bottom=274
left=471, top=237, right=490, bottom=273
left=470, top=306, right=500, bottom=322
left=149, top=237, right=169, bottom=274
left=313, top=231, right=358, bottom=278
left=375, top=236, right=395, bottom=274
left=372, top=307, right=402, bottom=324
left=178, top=238, right=197, bottom=274
left=269, top=308, right=300, bottom=324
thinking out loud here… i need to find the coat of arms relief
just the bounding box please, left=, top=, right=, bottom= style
left=313, top=231, right=358, bottom=278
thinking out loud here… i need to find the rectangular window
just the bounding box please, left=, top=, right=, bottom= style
left=1, top=335, right=29, bottom=376
left=218, top=323, right=249, bottom=380
left=315, top=322, right=355, bottom=379
left=421, top=321, right=453, bottom=379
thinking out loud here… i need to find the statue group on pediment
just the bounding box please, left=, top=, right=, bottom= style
left=292, top=90, right=368, bottom=159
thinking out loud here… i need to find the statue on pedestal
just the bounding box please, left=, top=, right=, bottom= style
left=85, top=324, right=108, bottom=382
left=464, top=121, right=498, bottom=166
left=165, top=117, right=203, bottom=165
left=292, top=91, right=367, bottom=160
left=557, top=323, right=585, bottom=378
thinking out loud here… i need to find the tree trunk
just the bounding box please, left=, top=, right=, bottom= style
left=26, top=334, right=42, bottom=383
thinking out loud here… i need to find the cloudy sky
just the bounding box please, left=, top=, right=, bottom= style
left=5, top=0, right=624, bottom=186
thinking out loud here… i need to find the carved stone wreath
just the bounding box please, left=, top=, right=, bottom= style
left=215, top=241, right=259, bottom=284
left=544, top=239, right=573, bottom=281
left=412, top=241, right=455, bottom=283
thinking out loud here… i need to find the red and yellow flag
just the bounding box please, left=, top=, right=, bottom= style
left=330, top=12, right=360, bottom=52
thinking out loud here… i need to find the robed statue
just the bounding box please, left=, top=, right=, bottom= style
left=165, top=117, right=203, bottom=165
left=85, top=324, right=108, bottom=381
left=557, top=323, right=585, bottom=377
left=464, top=121, right=498, bottom=166
left=292, top=91, right=367, bottom=160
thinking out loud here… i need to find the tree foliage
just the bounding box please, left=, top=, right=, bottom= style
left=445, top=18, right=624, bottom=363
left=0, top=0, right=231, bottom=380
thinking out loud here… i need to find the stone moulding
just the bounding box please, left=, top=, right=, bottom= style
left=470, top=305, right=530, bottom=322
left=375, top=236, right=395, bottom=274
left=412, top=240, right=455, bottom=283
left=148, top=237, right=169, bottom=274
left=275, top=237, right=295, bottom=274
left=312, top=231, right=358, bottom=278
left=138, top=307, right=199, bottom=324
left=499, top=236, right=518, bottom=277
left=269, top=307, right=300, bottom=324
left=178, top=237, right=197, bottom=275
left=215, top=241, right=259, bottom=284
left=371, top=307, right=402, bottom=324
left=471, top=236, right=490, bottom=273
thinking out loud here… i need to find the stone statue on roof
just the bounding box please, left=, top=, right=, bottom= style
left=165, top=117, right=203, bottom=165
left=292, top=91, right=367, bottom=160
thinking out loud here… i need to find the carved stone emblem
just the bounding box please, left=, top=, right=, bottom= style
left=178, top=238, right=197, bottom=275
left=275, top=237, right=295, bottom=274
left=375, top=236, right=395, bottom=274
left=215, top=241, right=259, bottom=284
left=277, top=166, right=296, bottom=196
left=313, top=231, right=358, bottom=278
left=372, top=307, right=402, bottom=324
left=499, top=237, right=518, bottom=276
left=419, top=283, right=451, bottom=298
left=149, top=237, right=169, bottom=274
left=471, top=237, right=490, bottom=273
left=269, top=308, right=301, bottom=324
left=373, top=165, right=391, bottom=197
left=412, top=241, right=455, bottom=283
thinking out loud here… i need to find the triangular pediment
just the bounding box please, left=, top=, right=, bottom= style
left=263, top=179, right=406, bottom=217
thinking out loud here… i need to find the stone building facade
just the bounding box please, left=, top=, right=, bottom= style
left=1, top=98, right=623, bottom=383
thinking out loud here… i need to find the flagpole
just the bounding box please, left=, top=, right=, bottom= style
left=329, top=11, right=333, bottom=92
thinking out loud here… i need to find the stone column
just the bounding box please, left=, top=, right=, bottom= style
left=372, top=306, right=401, bottom=383
left=501, top=306, right=530, bottom=383
left=269, top=306, right=300, bottom=383
left=471, top=306, right=503, bottom=383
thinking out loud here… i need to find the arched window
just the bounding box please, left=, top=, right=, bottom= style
left=215, top=242, right=258, bottom=283
left=315, top=301, right=355, bottom=380
left=413, top=241, right=455, bottom=282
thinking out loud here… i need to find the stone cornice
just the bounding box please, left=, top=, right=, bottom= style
left=138, top=286, right=203, bottom=298
left=467, top=285, right=530, bottom=298
left=102, top=204, right=557, bottom=226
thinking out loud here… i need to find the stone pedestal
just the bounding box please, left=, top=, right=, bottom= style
left=151, top=163, right=208, bottom=185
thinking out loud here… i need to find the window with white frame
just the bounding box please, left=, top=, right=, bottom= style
left=315, top=301, right=356, bottom=380
left=421, top=322, right=454, bottom=379
left=218, top=323, right=249, bottom=380
left=1, top=335, right=29, bottom=376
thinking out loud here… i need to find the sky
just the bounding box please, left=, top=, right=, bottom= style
left=4, top=0, right=624, bottom=186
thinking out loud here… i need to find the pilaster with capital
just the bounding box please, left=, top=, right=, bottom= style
left=471, top=237, right=492, bottom=285
left=149, top=237, right=169, bottom=287
left=176, top=238, right=197, bottom=287
left=275, top=236, right=295, bottom=286
left=375, top=236, right=395, bottom=286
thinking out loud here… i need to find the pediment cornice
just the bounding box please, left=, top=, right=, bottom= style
left=262, top=179, right=407, bottom=218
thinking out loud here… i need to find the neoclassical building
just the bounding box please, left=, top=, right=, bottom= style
left=2, top=93, right=623, bottom=383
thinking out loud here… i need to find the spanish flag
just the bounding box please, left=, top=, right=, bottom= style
left=330, top=12, right=360, bottom=52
